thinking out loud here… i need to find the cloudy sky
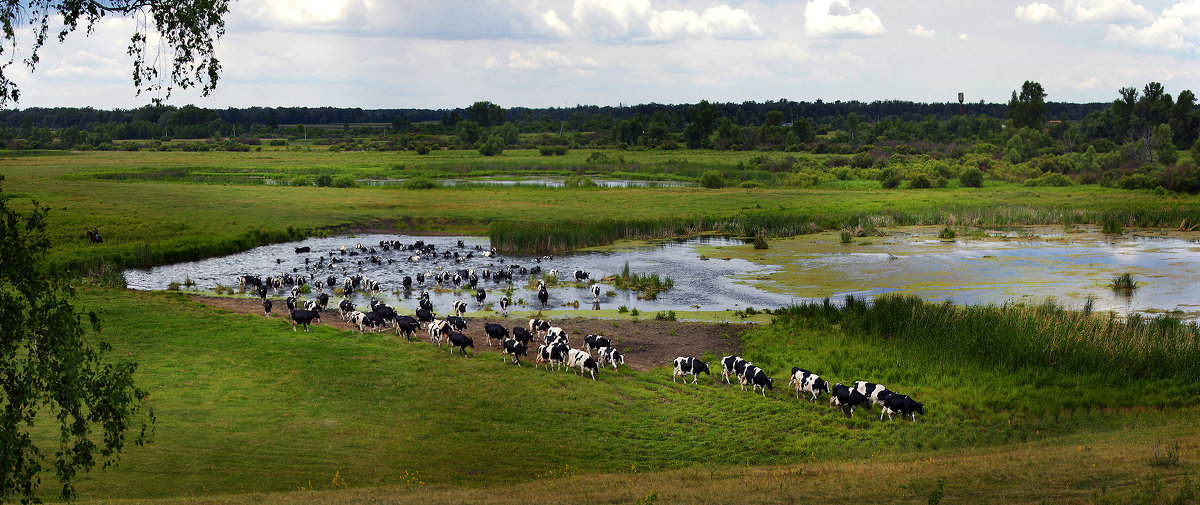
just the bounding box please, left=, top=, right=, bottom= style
left=14, top=0, right=1200, bottom=109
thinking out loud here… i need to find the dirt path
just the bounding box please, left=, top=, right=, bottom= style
left=190, top=295, right=749, bottom=371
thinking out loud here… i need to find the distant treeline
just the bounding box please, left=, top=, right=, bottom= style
left=0, top=99, right=1110, bottom=132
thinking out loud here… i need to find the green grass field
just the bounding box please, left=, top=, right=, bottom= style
left=3, top=149, right=1198, bottom=504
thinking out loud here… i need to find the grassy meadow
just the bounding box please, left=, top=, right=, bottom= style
left=2, top=148, right=1198, bottom=504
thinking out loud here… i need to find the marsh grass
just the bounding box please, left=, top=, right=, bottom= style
left=839, top=230, right=853, bottom=243
left=1111, top=272, right=1139, bottom=293
left=609, top=262, right=674, bottom=300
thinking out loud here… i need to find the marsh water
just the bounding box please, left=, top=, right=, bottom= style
left=124, top=228, right=1200, bottom=320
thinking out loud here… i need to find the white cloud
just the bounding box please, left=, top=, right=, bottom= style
left=43, top=51, right=125, bottom=80
left=804, top=0, right=885, bottom=38
left=955, top=33, right=969, bottom=41
left=906, top=24, right=935, bottom=38
left=243, top=0, right=368, bottom=28
left=1015, top=2, right=1062, bottom=23
left=570, top=0, right=762, bottom=41
left=508, top=48, right=597, bottom=70
left=1106, top=16, right=1195, bottom=51
left=1063, top=0, right=1152, bottom=23
left=1164, top=0, right=1200, bottom=18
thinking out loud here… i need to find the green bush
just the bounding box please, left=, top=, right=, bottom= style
left=880, top=167, right=903, bottom=189
left=314, top=174, right=333, bottom=187
left=908, top=173, right=933, bottom=189
left=554, top=145, right=568, bottom=155
left=415, top=144, right=431, bottom=155
left=289, top=176, right=312, bottom=187
left=539, top=146, right=554, bottom=156
left=331, top=175, right=359, bottom=188
left=479, top=135, right=505, bottom=156
left=1024, top=172, right=1074, bottom=187
left=959, top=167, right=984, bottom=187
left=1119, top=173, right=1159, bottom=190
left=699, top=170, right=725, bottom=189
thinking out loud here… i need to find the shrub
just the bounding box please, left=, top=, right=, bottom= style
left=839, top=230, right=853, bottom=243
left=959, top=167, right=984, bottom=187
left=269, top=139, right=287, bottom=146
left=699, top=170, right=725, bottom=188
left=314, top=174, right=333, bottom=187
left=539, top=146, right=554, bottom=156
left=289, top=176, right=312, bottom=187
left=753, top=235, right=768, bottom=249
left=479, top=135, right=505, bottom=156
left=1119, top=173, right=1159, bottom=190
left=331, top=175, right=359, bottom=188
left=1024, top=172, right=1074, bottom=187
left=554, top=145, right=568, bottom=155
left=908, top=173, right=933, bottom=189
left=654, top=310, right=678, bottom=321
left=415, top=143, right=431, bottom=155
left=879, top=167, right=903, bottom=189
left=938, top=227, right=956, bottom=239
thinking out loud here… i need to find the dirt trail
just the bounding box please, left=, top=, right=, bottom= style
left=190, top=295, right=749, bottom=371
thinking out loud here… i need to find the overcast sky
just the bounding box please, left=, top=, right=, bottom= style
left=13, top=0, right=1200, bottom=110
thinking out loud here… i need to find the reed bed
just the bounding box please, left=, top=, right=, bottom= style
left=777, top=295, right=1200, bottom=383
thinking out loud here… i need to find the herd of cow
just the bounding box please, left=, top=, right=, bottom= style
left=671, top=355, right=925, bottom=422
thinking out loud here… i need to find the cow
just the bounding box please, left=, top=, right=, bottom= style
left=537, top=288, right=548, bottom=308
left=583, top=334, right=610, bottom=353
left=395, top=318, right=418, bottom=340
left=573, top=270, right=589, bottom=282
left=511, top=326, right=533, bottom=346
left=529, top=318, right=551, bottom=338
left=501, top=338, right=527, bottom=366
left=483, top=323, right=509, bottom=346
left=498, top=296, right=510, bottom=316
left=720, top=355, right=748, bottom=384
left=853, top=381, right=895, bottom=410
left=743, top=367, right=774, bottom=397
left=591, top=284, right=601, bottom=301
left=673, top=357, right=710, bottom=384
left=881, top=394, right=925, bottom=422
left=598, top=347, right=624, bottom=370
left=262, top=298, right=273, bottom=318
left=789, top=368, right=830, bottom=401
left=415, top=308, right=435, bottom=328
left=339, top=298, right=356, bottom=321
left=475, top=288, right=486, bottom=306
left=447, top=331, right=474, bottom=356
left=402, top=276, right=412, bottom=290
left=286, top=296, right=298, bottom=311
left=315, top=292, right=330, bottom=312
left=428, top=319, right=450, bottom=347
left=830, top=383, right=869, bottom=418
left=295, top=246, right=311, bottom=253
left=566, top=348, right=590, bottom=371
left=363, top=311, right=388, bottom=333
left=545, top=327, right=568, bottom=345
left=446, top=315, right=467, bottom=333
left=739, top=365, right=762, bottom=391
left=579, top=357, right=599, bottom=380
left=452, top=300, right=467, bottom=318
left=348, top=311, right=369, bottom=333
left=290, top=309, right=320, bottom=332
left=536, top=343, right=568, bottom=371
left=547, top=269, right=558, bottom=280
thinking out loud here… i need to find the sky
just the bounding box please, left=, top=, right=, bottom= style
left=12, top=0, right=1200, bottom=110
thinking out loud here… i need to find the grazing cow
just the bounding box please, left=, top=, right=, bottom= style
left=743, top=367, right=774, bottom=397
left=476, top=288, right=486, bottom=306
left=428, top=320, right=450, bottom=347
left=537, top=288, right=548, bottom=308
left=739, top=365, right=761, bottom=391
left=447, top=331, right=475, bottom=356
left=830, top=383, right=869, bottom=418
left=529, top=318, right=551, bottom=338
left=573, top=270, right=589, bottom=282
left=591, top=284, right=601, bottom=301
left=483, top=323, right=509, bottom=346
left=502, top=338, right=528, bottom=366
left=511, top=326, right=533, bottom=346
left=446, top=315, right=467, bottom=333
left=545, top=327, right=568, bottom=345
left=789, top=368, right=830, bottom=402
left=536, top=343, right=569, bottom=371
left=673, top=357, right=710, bottom=384
left=452, top=300, right=467, bottom=318
left=498, top=296, right=510, bottom=316
left=852, top=381, right=894, bottom=410
left=598, top=347, right=624, bottom=370
left=304, top=300, right=321, bottom=312
left=566, top=348, right=590, bottom=371
left=579, top=357, right=599, bottom=380
left=720, top=355, right=748, bottom=384
left=583, top=334, right=610, bottom=353
left=262, top=298, right=273, bottom=318
left=290, top=309, right=320, bottom=332
left=415, top=308, right=435, bottom=328
left=881, top=394, right=925, bottom=422
left=339, top=298, right=356, bottom=321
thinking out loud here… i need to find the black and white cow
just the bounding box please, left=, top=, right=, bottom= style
left=452, top=300, right=467, bottom=318
left=881, top=394, right=925, bottom=422
left=512, top=326, right=533, bottom=346
left=597, top=347, right=624, bottom=370
left=286, top=296, right=298, bottom=311
left=447, top=331, right=474, bottom=356
left=789, top=367, right=830, bottom=401
left=720, top=355, right=748, bottom=384
left=529, top=318, right=551, bottom=338
left=395, top=318, right=418, bottom=340
left=446, top=315, right=467, bottom=333
left=315, top=292, right=330, bottom=312
left=339, top=299, right=356, bottom=321
left=348, top=311, right=368, bottom=333
left=740, top=367, right=772, bottom=396
left=545, top=327, right=568, bottom=345
left=475, top=288, right=486, bottom=306
left=852, top=381, right=894, bottom=410
left=673, top=357, right=710, bottom=384
left=583, top=334, right=610, bottom=353
left=537, top=287, right=549, bottom=308
left=290, top=309, right=320, bottom=332
left=573, top=270, right=589, bottom=282
left=484, top=323, right=509, bottom=346
left=262, top=298, right=272, bottom=318
left=428, top=319, right=450, bottom=347
left=501, top=338, right=528, bottom=366
left=566, top=348, right=591, bottom=375
left=830, top=383, right=869, bottom=418
left=591, top=284, right=600, bottom=301
left=415, top=308, right=435, bottom=328
left=536, top=343, right=569, bottom=371
left=498, top=296, right=510, bottom=316
left=363, top=311, right=387, bottom=333
left=579, top=357, right=599, bottom=380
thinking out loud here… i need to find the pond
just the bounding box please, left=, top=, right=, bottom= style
left=123, top=228, right=1200, bottom=321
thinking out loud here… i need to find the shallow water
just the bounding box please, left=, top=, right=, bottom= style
left=359, top=177, right=691, bottom=188
left=123, top=234, right=789, bottom=314
left=124, top=229, right=1200, bottom=321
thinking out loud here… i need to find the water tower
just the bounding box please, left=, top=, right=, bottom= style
left=958, top=92, right=964, bottom=115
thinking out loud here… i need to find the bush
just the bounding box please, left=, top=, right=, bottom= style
left=1119, top=173, right=1159, bottom=190
left=269, top=139, right=287, bottom=146
left=1024, top=172, right=1074, bottom=187
left=554, top=145, right=568, bottom=155
left=415, top=144, right=430, bottom=155
left=699, top=170, right=725, bottom=188
left=539, top=146, right=554, bottom=156
left=479, top=135, right=504, bottom=156
left=331, top=175, right=359, bottom=188
left=908, top=173, right=933, bottom=189
left=290, top=176, right=312, bottom=187
left=314, top=174, right=333, bottom=187
left=959, top=167, right=984, bottom=187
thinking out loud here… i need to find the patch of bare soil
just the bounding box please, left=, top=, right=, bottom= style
left=189, top=295, right=748, bottom=371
